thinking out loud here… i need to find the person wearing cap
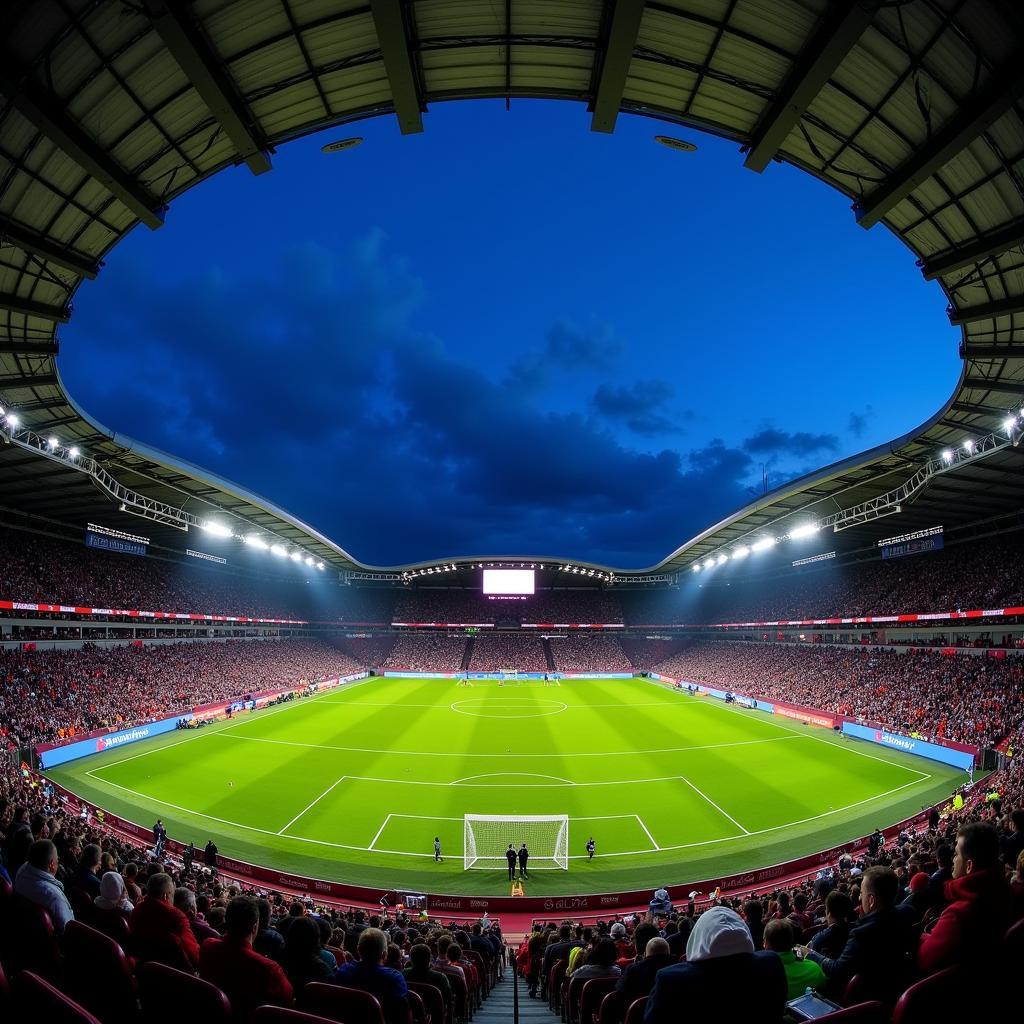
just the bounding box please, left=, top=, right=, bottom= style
left=648, top=887, right=672, bottom=916
left=609, top=921, right=633, bottom=960
left=899, top=872, right=932, bottom=922
left=644, top=907, right=786, bottom=1023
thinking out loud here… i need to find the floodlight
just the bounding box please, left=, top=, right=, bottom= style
left=47, top=436, right=58, bottom=448
left=244, top=534, right=268, bottom=549
left=751, top=537, right=776, bottom=552
left=68, top=447, right=80, bottom=458
left=304, top=556, right=314, bottom=566
left=1005, top=417, right=1016, bottom=434
left=6, top=414, right=18, bottom=427
left=963, top=439, right=974, bottom=452
left=290, top=550, right=302, bottom=561
left=732, top=545, right=750, bottom=559
left=0, top=405, right=4, bottom=416
left=716, top=554, right=728, bottom=566
left=941, top=449, right=953, bottom=463
left=270, top=544, right=287, bottom=557
left=317, top=562, right=325, bottom=570
left=201, top=521, right=233, bottom=538
left=702, top=560, right=715, bottom=570
left=692, top=563, right=701, bottom=572
left=789, top=523, right=820, bottom=540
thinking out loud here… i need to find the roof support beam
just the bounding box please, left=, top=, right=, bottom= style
left=0, top=216, right=100, bottom=279
left=0, top=64, right=166, bottom=230
left=743, top=1, right=876, bottom=172
left=948, top=296, right=1024, bottom=325
left=0, top=339, right=59, bottom=356
left=921, top=216, right=1024, bottom=280
left=370, top=0, right=424, bottom=135
left=144, top=1, right=272, bottom=176
left=963, top=343, right=1024, bottom=359
left=857, top=55, right=1024, bottom=229
left=950, top=400, right=1001, bottom=417
left=590, top=0, right=646, bottom=134
left=964, top=377, right=1024, bottom=397
left=0, top=292, right=70, bottom=323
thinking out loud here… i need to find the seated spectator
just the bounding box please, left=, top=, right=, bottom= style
left=175, top=886, right=219, bottom=944
left=795, top=867, right=913, bottom=1001
left=742, top=900, right=765, bottom=949
left=283, top=915, right=335, bottom=989
left=130, top=872, right=200, bottom=969
left=899, top=872, right=932, bottom=922
left=644, top=907, right=786, bottom=1023
left=69, top=842, right=102, bottom=899
left=572, top=937, right=622, bottom=981
left=763, top=919, right=825, bottom=999
left=94, top=871, right=134, bottom=915
left=809, top=890, right=852, bottom=960
left=404, top=941, right=452, bottom=1007
left=1003, top=809, right=1024, bottom=870
left=788, top=892, right=814, bottom=933
left=615, top=936, right=676, bottom=1004
left=254, top=897, right=286, bottom=962
left=13, top=838, right=74, bottom=932
left=917, top=822, right=1011, bottom=973
left=200, top=896, right=294, bottom=1017
left=334, top=926, right=409, bottom=1024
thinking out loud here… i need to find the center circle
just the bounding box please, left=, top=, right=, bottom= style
left=449, top=698, right=568, bottom=719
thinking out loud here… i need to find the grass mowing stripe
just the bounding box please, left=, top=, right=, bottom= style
left=277, top=774, right=348, bottom=835
left=677, top=774, right=751, bottom=835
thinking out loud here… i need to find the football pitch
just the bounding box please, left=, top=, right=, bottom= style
left=49, top=676, right=963, bottom=896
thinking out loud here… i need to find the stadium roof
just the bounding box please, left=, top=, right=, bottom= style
left=1, top=0, right=1022, bottom=577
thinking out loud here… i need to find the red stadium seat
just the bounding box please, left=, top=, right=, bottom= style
left=91, top=906, right=132, bottom=946
left=596, top=989, right=625, bottom=1024
left=579, top=977, right=617, bottom=1024
left=137, top=962, right=231, bottom=1024
left=252, top=1008, right=339, bottom=1024
left=406, top=987, right=430, bottom=1024
left=817, top=1002, right=888, bottom=1024
left=300, top=983, right=386, bottom=1024
left=14, top=971, right=103, bottom=1024
left=407, top=981, right=448, bottom=1024
left=63, top=920, right=138, bottom=1024
left=1004, top=917, right=1024, bottom=964
left=892, top=966, right=968, bottom=1024
left=0, top=960, right=10, bottom=1017
left=623, top=996, right=647, bottom=1024
left=3, top=894, right=61, bottom=980
left=547, top=959, right=567, bottom=1013
left=801, top=923, right=826, bottom=943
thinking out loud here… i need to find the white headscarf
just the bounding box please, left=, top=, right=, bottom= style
left=685, top=907, right=755, bottom=962
left=95, top=870, right=133, bottom=912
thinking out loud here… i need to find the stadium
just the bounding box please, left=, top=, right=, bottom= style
left=1, top=1, right=1023, bottom=1022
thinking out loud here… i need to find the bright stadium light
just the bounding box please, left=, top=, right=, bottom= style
left=5, top=413, right=19, bottom=427
left=751, top=536, right=776, bottom=552
left=731, top=545, right=750, bottom=559
left=692, top=563, right=701, bottom=572
left=47, top=436, right=58, bottom=448
left=244, top=534, right=268, bottom=549
left=963, top=439, right=974, bottom=453
left=702, top=559, right=715, bottom=570
left=289, top=550, right=302, bottom=561
left=716, top=553, right=728, bottom=566
left=1004, top=417, right=1017, bottom=434
left=270, top=545, right=288, bottom=557
left=304, top=556, right=314, bottom=566
left=789, top=523, right=820, bottom=540
left=68, top=447, right=80, bottom=458
left=201, top=521, right=233, bottom=538
left=317, top=561, right=325, bottom=570
left=941, top=449, right=953, bottom=463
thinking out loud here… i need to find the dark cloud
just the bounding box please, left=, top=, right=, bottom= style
left=848, top=406, right=873, bottom=438
left=743, top=427, right=839, bottom=457
left=592, top=379, right=689, bottom=436
left=62, top=235, right=759, bottom=567
left=505, top=319, right=622, bottom=391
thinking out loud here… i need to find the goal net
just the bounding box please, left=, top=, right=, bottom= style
left=499, top=669, right=519, bottom=681
left=463, top=814, right=569, bottom=870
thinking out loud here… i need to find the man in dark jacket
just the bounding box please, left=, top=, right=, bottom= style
left=644, top=908, right=786, bottom=1024
left=505, top=845, right=517, bottom=881
left=616, top=936, right=676, bottom=1005
left=518, top=843, right=529, bottom=878
left=918, top=822, right=1010, bottom=973
left=204, top=839, right=218, bottom=868
left=795, top=867, right=913, bottom=1002
left=541, top=923, right=580, bottom=996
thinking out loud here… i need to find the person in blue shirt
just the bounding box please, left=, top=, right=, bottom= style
left=334, top=927, right=408, bottom=1024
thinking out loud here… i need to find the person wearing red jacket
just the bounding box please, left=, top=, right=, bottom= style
left=200, top=896, right=294, bottom=1019
left=917, top=822, right=1010, bottom=974
left=129, top=873, right=200, bottom=969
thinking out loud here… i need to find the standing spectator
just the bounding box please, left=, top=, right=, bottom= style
left=505, top=845, right=517, bottom=881
left=13, top=839, right=74, bottom=932
left=917, top=823, right=1010, bottom=973
left=200, top=896, right=293, bottom=1017
left=204, top=839, right=218, bottom=868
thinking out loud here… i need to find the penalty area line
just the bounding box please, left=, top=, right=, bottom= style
left=277, top=774, right=348, bottom=835
left=677, top=774, right=751, bottom=835
left=367, top=814, right=393, bottom=851
left=635, top=815, right=661, bottom=851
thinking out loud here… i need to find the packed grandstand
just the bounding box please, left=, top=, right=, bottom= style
left=4, top=0, right=1024, bottom=1021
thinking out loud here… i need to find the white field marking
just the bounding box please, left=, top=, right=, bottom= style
left=449, top=699, right=568, bottom=718
left=449, top=773, right=576, bottom=785
left=80, top=772, right=932, bottom=863
left=677, top=774, right=751, bottom=835
left=634, top=815, right=661, bottom=851
left=708, top=696, right=932, bottom=780
left=82, top=682, right=367, bottom=776
left=367, top=814, right=393, bottom=850
left=277, top=774, right=348, bottom=835
left=209, top=731, right=805, bottom=759
left=315, top=699, right=679, bottom=709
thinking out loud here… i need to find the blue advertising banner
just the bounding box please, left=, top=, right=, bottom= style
left=880, top=534, right=944, bottom=560
left=40, top=715, right=189, bottom=768
left=86, top=531, right=147, bottom=558
left=841, top=721, right=974, bottom=770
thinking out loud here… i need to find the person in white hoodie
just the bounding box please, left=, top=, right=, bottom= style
left=14, top=839, right=74, bottom=932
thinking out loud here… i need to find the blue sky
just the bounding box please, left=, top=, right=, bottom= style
left=60, top=100, right=960, bottom=567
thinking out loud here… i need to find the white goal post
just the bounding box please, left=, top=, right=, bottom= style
left=463, top=814, right=569, bottom=870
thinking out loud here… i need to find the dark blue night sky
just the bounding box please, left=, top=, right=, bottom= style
left=60, top=101, right=959, bottom=568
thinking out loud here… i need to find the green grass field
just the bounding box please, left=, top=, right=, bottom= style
left=49, top=676, right=963, bottom=896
